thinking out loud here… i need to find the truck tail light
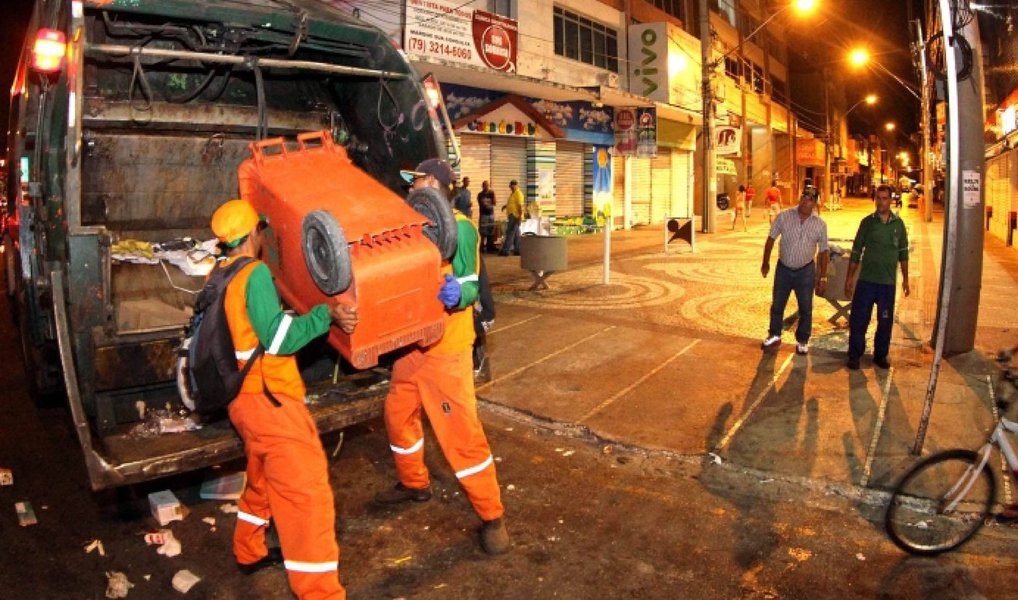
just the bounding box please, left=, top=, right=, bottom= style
left=421, top=74, right=441, bottom=110
left=32, top=29, right=66, bottom=73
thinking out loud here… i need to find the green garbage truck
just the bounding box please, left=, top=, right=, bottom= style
left=5, top=0, right=450, bottom=490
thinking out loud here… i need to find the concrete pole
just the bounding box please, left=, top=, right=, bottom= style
left=699, top=0, right=716, bottom=233
left=935, top=8, right=985, bottom=354
left=823, top=68, right=832, bottom=203
left=917, top=19, right=934, bottom=223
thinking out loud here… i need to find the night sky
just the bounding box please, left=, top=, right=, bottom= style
left=1, top=0, right=927, bottom=156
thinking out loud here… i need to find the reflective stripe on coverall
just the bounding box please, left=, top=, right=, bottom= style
left=223, top=255, right=345, bottom=600
left=385, top=212, right=504, bottom=521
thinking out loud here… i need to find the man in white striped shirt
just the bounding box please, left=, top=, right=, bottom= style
left=760, top=193, right=829, bottom=355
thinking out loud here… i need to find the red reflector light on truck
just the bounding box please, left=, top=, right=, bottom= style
left=32, top=29, right=66, bottom=73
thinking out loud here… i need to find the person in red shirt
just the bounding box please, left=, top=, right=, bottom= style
left=764, top=180, right=782, bottom=225
left=744, top=182, right=756, bottom=217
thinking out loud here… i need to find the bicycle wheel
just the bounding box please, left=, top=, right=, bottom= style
left=884, top=449, right=995, bottom=556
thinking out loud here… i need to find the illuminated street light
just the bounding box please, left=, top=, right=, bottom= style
left=845, top=93, right=878, bottom=117
left=794, top=0, right=819, bottom=11
left=885, top=122, right=896, bottom=131
left=849, top=48, right=870, bottom=69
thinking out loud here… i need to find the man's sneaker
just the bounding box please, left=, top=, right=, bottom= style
left=761, top=335, right=781, bottom=349
left=479, top=517, right=511, bottom=555
left=237, top=547, right=283, bottom=575
left=874, top=356, right=891, bottom=369
left=796, top=343, right=809, bottom=355
left=847, top=357, right=860, bottom=370
left=373, top=482, right=432, bottom=505
left=473, top=355, right=492, bottom=384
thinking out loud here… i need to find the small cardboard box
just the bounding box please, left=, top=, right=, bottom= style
left=0, top=468, right=12, bottom=486
left=148, top=490, right=184, bottom=526
left=15, top=501, right=37, bottom=526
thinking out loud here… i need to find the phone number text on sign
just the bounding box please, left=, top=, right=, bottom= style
left=407, top=36, right=472, bottom=61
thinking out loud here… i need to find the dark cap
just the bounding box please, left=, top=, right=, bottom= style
left=400, top=158, right=456, bottom=188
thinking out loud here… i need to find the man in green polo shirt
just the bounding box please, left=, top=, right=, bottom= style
left=845, top=184, right=910, bottom=370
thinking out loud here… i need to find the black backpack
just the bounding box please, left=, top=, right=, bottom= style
left=177, top=257, right=264, bottom=415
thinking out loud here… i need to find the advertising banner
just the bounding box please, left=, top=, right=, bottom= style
left=614, top=108, right=637, bottom=156
left=404, top=0, right=518, bottom=73
left=636, top=107, right=657, bottom=158
left=592, top=146, right=613, bottom=225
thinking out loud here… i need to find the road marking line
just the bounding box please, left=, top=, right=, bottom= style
left=487, top=314, right=542, bottom=336
left=715, top=353, right=795, bottom=451
left=476, top=326, right=616, bottom=392
left=579, top=338, right=701, bottom=423
left=860, top=367, right=895, bottom=487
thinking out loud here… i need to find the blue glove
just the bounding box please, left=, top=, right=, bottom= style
left=438, top=273, right=461, bottom=308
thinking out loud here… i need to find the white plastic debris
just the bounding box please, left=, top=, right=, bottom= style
left=219, top=503, right=239, bottom=514
left=506, top=484, right=516, bottom=492
left=561, top=450, right=575, bottom=457
left=915, top=520, right=930, bottom=529
left=707, top=452, right=723, bottom=465
left=171, top=569, right=201, bottom=594
left=856, top=553, right=866, bottom=561
left=145, top=529, right=182, bottom=558
left=105, top=571, right=134, bottom=599
left=84, top=539, right=106, bottom=556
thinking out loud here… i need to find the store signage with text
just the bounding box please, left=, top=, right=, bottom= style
left=404, top=0, right=518, bottom=72
left=614, top=108, right=637, bottom=156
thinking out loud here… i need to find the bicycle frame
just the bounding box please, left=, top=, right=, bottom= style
left=943, top=417, right=1018, bottom=513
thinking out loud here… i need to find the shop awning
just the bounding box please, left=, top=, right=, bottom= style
left=412, top=57, right=597, bottom=103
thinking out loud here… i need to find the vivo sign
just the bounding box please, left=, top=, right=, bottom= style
left=628, top=23, right=668, bottom=103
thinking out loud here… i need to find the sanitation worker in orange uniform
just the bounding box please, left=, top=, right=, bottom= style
left=210, top=199, right=359, bottom=600
left=367, top=158, right=510, bottom=554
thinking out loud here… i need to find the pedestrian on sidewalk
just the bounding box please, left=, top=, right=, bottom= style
left=453, top=176, right=472, bottom=217
left=760, top=192, right=829, bottom=355
left=210, top=199, right=358, bottom=599
left=370, top=159, right=510, bottom=556
left=732, top=184, right=748, bottom=231
left=765, top=180, right=782, bottom=225
left=844, top=184, right=910, bottom=370
left=745, top=182, right=756, bottom=217
left=499, top=180, right=523, bottom=256
left=477, top=181, right=497, bottom=252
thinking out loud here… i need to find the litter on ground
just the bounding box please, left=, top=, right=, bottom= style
left=105, top=571, right=133, bottom=599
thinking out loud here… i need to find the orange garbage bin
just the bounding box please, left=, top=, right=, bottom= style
left=238, top=131, right=449, bottom=369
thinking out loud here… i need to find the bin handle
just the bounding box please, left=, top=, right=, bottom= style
left=248, top=136, right=288, bottom=163
left=297, top=130, right=332, bottom=151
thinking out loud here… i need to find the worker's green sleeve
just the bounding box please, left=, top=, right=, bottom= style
left=245, top=263, right=332, bottom=355
left=451, top=219, right=480, bottom=310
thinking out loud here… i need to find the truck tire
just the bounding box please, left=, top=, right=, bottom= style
left=407, top=187, right=457, bottom=260
left=302, top=210, right=353, bottom=296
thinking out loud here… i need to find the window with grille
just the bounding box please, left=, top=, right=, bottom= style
left=711, top=0, right=737, bottom=27
left=553, top=7, right=619, bottom=72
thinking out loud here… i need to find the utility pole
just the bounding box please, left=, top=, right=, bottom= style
left=915, top=18, right=934, bottom=223
left=823, top=67, right=832, bottom=203
left=699, top=0, right=716, bottom=233
left=934, top=5, right=985, bottom=354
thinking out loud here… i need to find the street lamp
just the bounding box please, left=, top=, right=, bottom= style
left=699, top=0, right=819, bottom=233
left=885, top=122, right=896, bottom=131
left=849, top=48, right=870, bottom=69
left=847, top=47, right=921, bottom=100
left=845, top=93, right=877, bottom=117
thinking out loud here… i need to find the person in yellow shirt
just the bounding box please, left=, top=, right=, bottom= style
left=499, top=180, right=524, bottom=256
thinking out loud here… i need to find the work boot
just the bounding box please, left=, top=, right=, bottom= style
left=479, top=517, right=510, bottom=555
left=374, top=482, right=432, bottom=505
left=847, top=356, right=860, bottom=370
left=237, top=547, right=283, bottom=575
left=473, top=344, right=492, bottom=384
left=874, top=355, right=891, bottom=369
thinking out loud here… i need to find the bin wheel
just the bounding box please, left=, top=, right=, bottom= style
left=302, top=210, right=353, bottom=296
left=407, top=187, right=457, bottom=260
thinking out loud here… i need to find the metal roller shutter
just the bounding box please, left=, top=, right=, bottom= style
left=490, top=137, right=528, bottom=208
left=650, top=151, right=671, bottom=223
left=555, top=141, right=585, bottom=217
left=671, top=150, right=692, bottom=218
left=612, top=153, right=625, bottom=227
left=459, top=134, right=491, bottom=193
left=631, top=157, right=652, bottom=225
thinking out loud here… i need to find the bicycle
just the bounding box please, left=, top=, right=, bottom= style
left=884, top=350, right=1018, bottom=555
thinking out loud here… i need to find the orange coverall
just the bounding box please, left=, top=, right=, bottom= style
left=224, top=255, right=345, bottom=600
left=385, top=212, right=504, bottom=521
